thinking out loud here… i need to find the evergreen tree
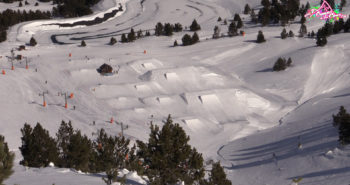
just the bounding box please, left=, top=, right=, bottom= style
left=29, top=37, right=37, bottom=46
left=311, top=30, right=315, bottom=37
left=286, top=57, right=292, bottom=67
left=233, top=14, right=240, bottom=22
left=0, top=135, right=14, bottom=185
left=56, top=121, right=74, bottom=167
left=208, top=162, right=231, bottom=185
left=25, top=0, right=29, bottom=5
left=35, top=2, right=39, bottom=6
left=155, top=22, right=163, bottom=36
left=94, top=129, right=130, bottom=172
left=109, top=37, right=117, bottom=45
left=237, top=17, right=243, bottom=29
left=173, top=40, right=178, bottom=47
left=333, top=106, right=350, bottom=145
left=66, top=130, right=93, bottom=172
left=121, top=33, right=128, bottom=43
left=228, top=22, right=238, bottom=37
left=281, top=28, right=288, bottom=39
left=164, top=23, right=174, bottom=36
left=256, top=30, right=266, bottom=43
left=344, top=17, right=350, bottom=32
left=223, top=19, right=227, bottom=25
left=217, top=17, right=222, bottom=22
left=19, top=123, right=59, bottom=167
left=299, top=24, right=307, bottom=36
left=145, top=31, right=151, bottom=36
left=190, top=19, right=201, bottom=31
left=258, top=7, right=270, bottom=26
left=316, top=35, right=327, bottom=46
left=341, top=0, right=347, bottom=9
left=333, top=19, right=344, bottom=34
left=324, top=22, right=334, bottom=36
left=213, top=26, right=220, bottom=39
left=300, top=16, right=306, bottom=24
left=288, top=30, right=294, bottom=37
left=136, top=115, right=205, bottom=184
left=127, top=28, right=136, bottom=42
left=261, top=0, right=270, bottom=7
left=19, top=1, right=22, bottom=7
left=273, top=57, right=287, bottom=71
left=244, top=4, right=251, bottom=14
left=320, top=0, right=335, bottom=9
left=137, top=29, right=143, bottom=38
left=251, top=10, right=258, bottom=23
left=182, top=34, right=192, bottom=46
left=81, top=40, right=86, bottom=47
left=174, top=23, right=183, bottom=32
left=192, top=32, right=199, bottom=44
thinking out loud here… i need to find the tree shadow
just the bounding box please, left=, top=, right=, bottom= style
left=225, top=123, right=338, bottom=170
left=256, top=68, right=273, bottom=72
left=288, top=167, right=350, bottom=180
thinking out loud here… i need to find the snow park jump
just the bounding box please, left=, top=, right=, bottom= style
left=305, top=0, right=347, bottom=22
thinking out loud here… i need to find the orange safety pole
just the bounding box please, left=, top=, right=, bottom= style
left=144, top=50, right=146, bottom=54
left=25, top=64, right=28, bottom=69
left=2, top=70, right=5, bottom=75
left=11, top=65, right=14, bottom=70
left=110, top=117, right=114, bottom=124
left=69, top=53, right=72, bottom=57
left=43, top=101, right=46, bottom=107
left=69, top=93, right=74, bottom=99
left=65, top=103, right=68, bottom=109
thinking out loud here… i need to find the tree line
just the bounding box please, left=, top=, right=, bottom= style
left=18, top=116, right=232, bottom=185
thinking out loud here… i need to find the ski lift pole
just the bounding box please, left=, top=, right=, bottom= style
left=39, top=90, right=49, bottom=107
left=115, top=121, right=129, bottom=137
left=60, top=92, right=68, bottom=109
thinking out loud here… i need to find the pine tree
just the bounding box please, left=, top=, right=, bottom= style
left=228, top=22, right=238, bottom=37
left=109, top=37, right=117, bottom=45
left=244, top=4, right=251, bottom=14
left=333, top=106, right=350, bottom=145
left=182, top=34, right=192, bottom=46
left=213, top=26, right=220, bottom=39
left=192, top=32, right=199, bottom=44
left=256, top=30, right=266, bottom=43
left=324, top=22, right=334, bottom=36
left=136, top=115, right=205, bottom=184
left=237, top=17, right=243, bottom=29
left=0, top=135, right=14, bottom=185
left=316, top=35, right=327, bottom=46
left=137, top=29, right=143, bottom=38
left=155, top=22, right=163, bottom=36
left=344, top=17, right=350, bottom=32
left=288, top=30, right=294, bottom=37
left=217, top=17, right=222, bottom=22
left=29, top=37, right=37, bottom=46
left=223, top=19, right=227, bottom=25
left=66, top=130, right=93, bottom=172
left=281, top=28, right=288, bottom=39
left=273, top=57, right=287, bottom=71
left=286, top=57, right=292, bottom=67
left=163, top=23, right=174, bottom=36
left=311, top=30, right=315, bottom=37
left=25, top=0, right=29, bottom=5
left=190, top=19, right=201, bottom=31
left=19, top=123, right=59, bottom=167
left=19, top=1, right=22, bottom=7
left=174, top=23, right=183, bottom=32
left=81, top=40, right=86, bottom=47
left=56, top=121, right=74, bottom=167
left=299, top=24, right=307, bottom=36
left=173, top=40, right=178, bottom=47
left=300, top=16, right=306, bottom=24
left=341, top=0, right=347, bottom=9
left=208, top=162, right=231, bottom=185
left=121, top=33, right=128, bottom=43
left=259, top=7, right=270, bottom=26
left=333, top=19, right=344, bottom=34
left=145, top=31, right=151, bottom=36
left=261, top=0, right=270, bottom=7
left=251, top=10, right=258, bottom=24
left=233, top=14, right=240, bottom=22
left=127, top=28, right=136, bottom=42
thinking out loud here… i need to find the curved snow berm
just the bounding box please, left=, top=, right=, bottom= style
left=14, top=0, right=129, bottom=42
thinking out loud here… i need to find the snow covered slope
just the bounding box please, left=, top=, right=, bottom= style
left=1, top=0, right=350, bottom=184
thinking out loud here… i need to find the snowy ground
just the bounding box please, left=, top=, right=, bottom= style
left=1, top=0, right=350, bottom=184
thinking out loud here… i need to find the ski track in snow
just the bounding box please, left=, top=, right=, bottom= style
left=2, top=0, right=350, bottom=184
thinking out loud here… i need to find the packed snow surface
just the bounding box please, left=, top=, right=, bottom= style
left=1, top=0, right=350, bottom=184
